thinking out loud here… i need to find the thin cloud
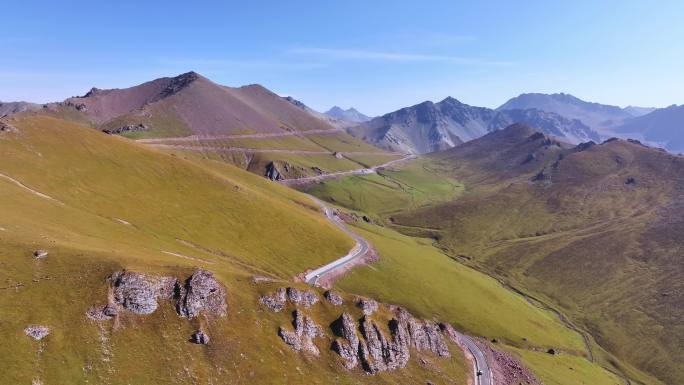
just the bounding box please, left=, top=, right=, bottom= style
left=289, top=48, right=514, bottom=67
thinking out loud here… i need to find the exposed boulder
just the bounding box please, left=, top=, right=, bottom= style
left=264, top=162, right=283, bottom=181
left=24, top=325, right=50, bottom=340
left=191, top=331, right=210, bottom=345
left=32, top=250, right=48, bottom=259
left=111, top=271, right=177, bottom=315
left=176, top=269, right=227, bottom=319
left=324, top=290, right=344, bottom=306
left=286, top=287, right=319, bottom=307
left=278, top=309, right=322, bottom=355
left=356, top=298, right=378, bottom=315
left=259, top=287, right=287, bottom=312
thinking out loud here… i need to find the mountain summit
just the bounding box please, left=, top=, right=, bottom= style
left=63, top=71, right=337, bottom=137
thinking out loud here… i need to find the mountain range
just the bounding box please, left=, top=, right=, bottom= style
left=1, top=71, right=680, bottom=385
left=346, top=97, right=599, bottom=154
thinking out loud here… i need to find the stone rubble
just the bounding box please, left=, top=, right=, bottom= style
left=24, top=325, right=50, bottom=340
left=259, top=287, right=287, bottom=312
left=278, top=309, right=322, bottom=355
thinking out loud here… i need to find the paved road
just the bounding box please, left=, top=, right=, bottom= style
left=137, top=128, right=344, bottom=143
left=303, top=195, right=371, bottom=285
left=282, top=154, right=416, bottom=186
left=456, top=332, right=494, bottom=385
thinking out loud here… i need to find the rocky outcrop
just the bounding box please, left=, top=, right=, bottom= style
left=260, top=287, right=319, bottom=312
left=287, top=287, right=319, bottom=307
left=176, top=269, right=227, bottom=319
left=331, top=313, right=360, bottom=369
left=264, top=162, right=283, bottom=181
left=111, top=271, right=177, bottom=315
left=191, top=331, right=210, bottom=345
left=24, top=325, right=50, bottom=340
left=324, top=290, right=343, bottom=306
left=259, top=288, right=287, bottom=312
left=278, top=309, right=322, bottom=355
left=331, top=307, right=449, bottom=374
left=356, top=298, right=378, bottom=315
left=102, top=123, right=148, bottom=135
left=91, top=269, right=226, bottom=319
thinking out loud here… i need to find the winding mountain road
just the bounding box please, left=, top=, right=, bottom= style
left=302, top=193, right=494, bottom=385
left=282, top=154, right=416, bottom=186
left=457, top=332, right=494, bottom=385
left=303, top=195, right=371, bottom=286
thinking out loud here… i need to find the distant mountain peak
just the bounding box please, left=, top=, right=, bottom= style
left=324, top=106, right=371, bottom=123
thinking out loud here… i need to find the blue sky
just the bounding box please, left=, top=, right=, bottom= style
left=1, top=0, right=683, bottom=115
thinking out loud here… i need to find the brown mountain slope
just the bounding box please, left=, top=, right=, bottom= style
left=64, top=72, right=338, bottom=138
left=390, top=126, right=683, bottom=385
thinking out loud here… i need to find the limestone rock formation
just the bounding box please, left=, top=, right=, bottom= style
left=331, top=306, right=450, bottom=374
left=176, top=269, right=227, bottom=319
left=324, top=290, right=344, bottom=306
left=278, top=309, right=322, bottom=355
left=331, top=312, right=360, bottom=369
left=111, top=271, right=177, bottom=314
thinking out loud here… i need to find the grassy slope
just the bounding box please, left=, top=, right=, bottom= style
left=387, top=138, right=677, bottom=384
left=302, top=157, right=647, bottom=385
left=0, top=114, right=470, bottom=384
left=304, top=159, right=463, bottom=217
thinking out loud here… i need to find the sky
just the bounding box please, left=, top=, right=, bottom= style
left=1, top=0, right=683, bottom=116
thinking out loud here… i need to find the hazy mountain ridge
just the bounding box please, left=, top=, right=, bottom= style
left=324, top=106, right=371, bottom=123
left=0, top=101, right=41, bottom=117
left=348, top=97, right=599, bottom=154
left=614, top=104, right=684, bottom=153
left=498, top=92, right=632, bottom=132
